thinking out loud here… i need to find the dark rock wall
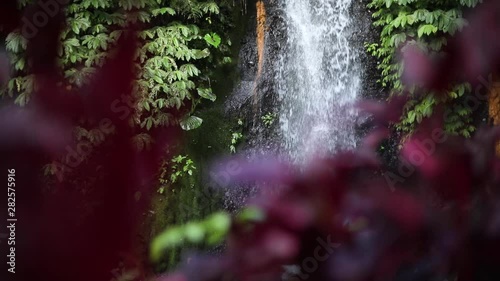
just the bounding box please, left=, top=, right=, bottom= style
left=226, top=0, right=286, bottom=154
left=229, top=0, right=391, bottom=161
left=351, top=0, right=401, bottom=170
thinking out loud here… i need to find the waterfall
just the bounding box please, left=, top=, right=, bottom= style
left=222, top=0, right=361, bottom=209
left=277, top=0, right=360, bottom=163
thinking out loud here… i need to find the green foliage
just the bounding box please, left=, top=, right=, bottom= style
left=236, top=206, right=266, bottom=223
left=229, top=119, right=243, bottom=153
left=150, top=206, right=265, bottom=262
left=203, top=32, right=222, bottom=48
left=261, top=112, right=277, bottom=128
left=230, top=132, right=243, bottom=153
left=150, top=211, right=231, bottom=261
left=366, top=0, right=482, bottom=136
left=170, top=155, right=196, bottom=182
left=180, top=115, right=203, bottom=131
left=3, top=0, right=234, bottom=133
left=158, top=154, right=196, bottom=191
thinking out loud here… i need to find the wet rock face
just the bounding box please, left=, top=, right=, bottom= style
left=351, top=0, right=402, bottom=170
left=254, top=0, right=286, bottom=113
left=224, top=8, right=257, bottom=111
left=222, top=0, right=402, bottom=209
left=229, top=0, right=390, bottom=160
left=249, top=1, right=287, bottom=150
left=226, top=0, right=287, bottom=151
left=351, top=0, right=385, bottom=101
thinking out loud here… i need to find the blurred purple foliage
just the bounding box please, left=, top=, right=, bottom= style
left=0, top=2, right=179, bottom=281
left=159, top=1, right=500, bottom=281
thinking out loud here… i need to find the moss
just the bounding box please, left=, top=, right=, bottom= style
left=147, top=105, right=244, bottom=270
left=146, top=59, right=242, bottom=274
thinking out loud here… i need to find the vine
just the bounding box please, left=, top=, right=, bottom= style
left=3, top=0, right=235, bottom=132
left=366, top=0, right=482, bottom=136
left=229, top=118, right=244, bottom=153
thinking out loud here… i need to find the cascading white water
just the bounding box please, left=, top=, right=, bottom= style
left=277, top=0, right=360, bottom=163
left=222, top=0, right=361, bottom=210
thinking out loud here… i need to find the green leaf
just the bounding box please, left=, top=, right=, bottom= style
left=153, top=75, right=164, bottom=84
left=14, top=92, right=29, bottom=106
left=203, top=33, right=221, bottom=48
left=152, top=7, right=176, bottom=16
left=197, top=88, right=216, bottom=102
left=143, top=100, right=150, bottom=111
left=146, top=118, right=153, bottom=130
left=237, top=207, right=266, bottom=223
left=180, top=115, right=203, bottom=131
left=150, top=212, right=230, bottom=262
left=64, top=38, right=80, bottom=47
left=180, top=64, right=200, bottom=77
left=200, top=2, right=220, bottom=14
left=185, top=223, right=205, bottom=243
left=193, top=48, right=210, bottom=59
left=150, top=226, right=184, bottom=261
left=417, top=24, right=438, bottom=37
left=204, top=212, right=230, bottom=244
